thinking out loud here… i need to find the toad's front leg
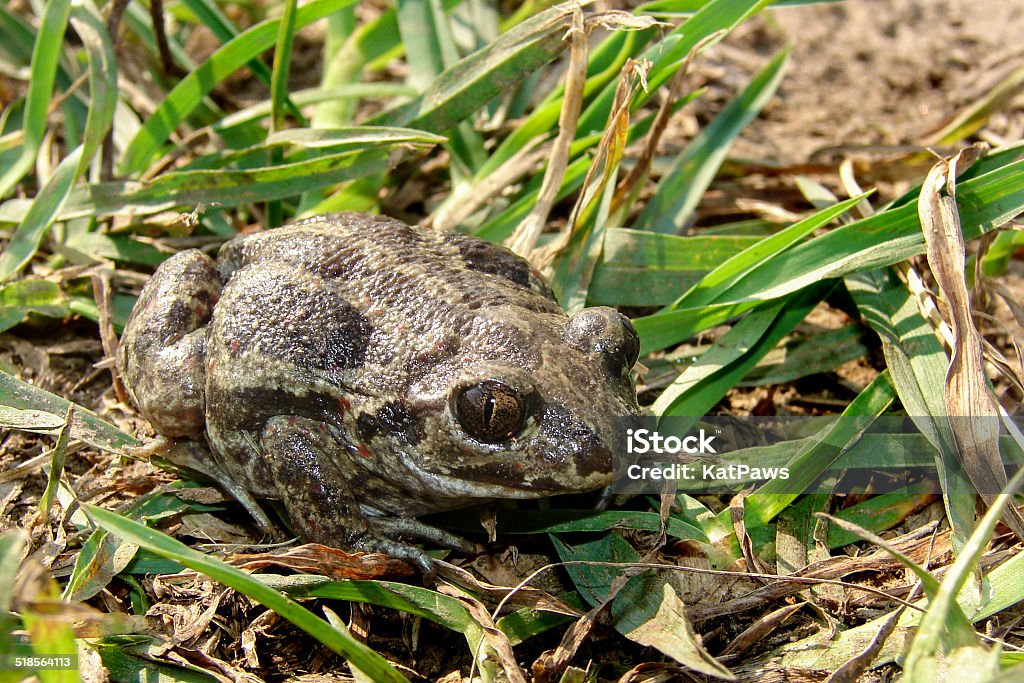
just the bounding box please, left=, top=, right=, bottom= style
left=260, top=415, right=472, bottom=575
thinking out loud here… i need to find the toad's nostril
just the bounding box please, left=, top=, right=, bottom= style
left=563, top=308, right=640, bottom=375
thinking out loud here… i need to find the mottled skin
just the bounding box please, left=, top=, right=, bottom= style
left=117, top=213, right=640, bottom=569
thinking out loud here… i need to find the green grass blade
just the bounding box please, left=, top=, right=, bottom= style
left=118, top=0, right=359, bottom=176
left=634, top=45, right=790, bottom=233
left=902, top=465, right=1024, bottom=677
left=430, top=508, right=708, bottom=540
left=0, top=146, right=84, bottom=282
left=981, top=229, right=1024, bottom=276
left=666, top=193, right=868, bottom=312
left=0, top=280, right=71, bottom=332
left=575, top=0, right=771, bottom=138
left=180, top=0, right=305, bottom=124
left=0, top=6, right=38, bottom=65
left=5, top=150, right=392, bottom=219
left=588, top=230, right=761, bottom=306
left=271, top=0, right=300, bottom=133
left=85, top=505, right=411, bottom=683
left=0, top=370, right=136, bottom=452
left=398, top=0, right=459, bottom=90
left=653, top=284, right=830, bottom=419
left=68, top=1, right=118, bottom=164
left=467, top=26, right=645, bottom=187
left=739, top=325, right=872, bottom=386
left=312, top=8, right=357, bottom=128
left=267, top=0, right=299, bottom=227
left=215, top=84, right=416, bottom=133
left=266, top=126, right=447, bottom=149
left=473, top=99, right=689, bottom=242
left=551, top=532, right=641, bottom=608
left=0, top=529, right=27, bottom=615
left=371, top=3, right=578, bottom=133
left=0, top=0, right=72, bottom=199
left=0, top=1, right=116, bottom=282
left=846, top=267, right=975, bottom=552
left=630, top=194, right=866, bottom=352
left=279, top=577, right=477, bottom=633
left=276, top=577, right=512, bottom=672
left=397, top=0, right=486, bottom=175
left=741, top=372, right=896, bottom=527
left=634, top=155, right=1024, bottom=353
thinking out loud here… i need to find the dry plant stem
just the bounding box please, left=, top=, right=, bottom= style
left=566, top=59, right=647, bottom=231
left=611, top=33, right=719, bottom=215
left=150, top=0, right=185, bottom=78
left=91, top=270, right=126, bottom=402
left=506, top=6, right=587, bottom=257
left=103, top=0, right=131, bottom=182
left=535, top=58, right=649, bottom=271
left=720, top=602, right=805, bottom=660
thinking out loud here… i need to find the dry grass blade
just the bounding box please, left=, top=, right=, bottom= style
left=436, top=561, right=581, bottom=616
left=437, top=583, right=528, bottom=683
left=563, top=58, right=649, bottom=238
left=611, top=32, right=720, bottom=217
left=506, top=6, right=587, bottom=257
left=720, top=602, right=805, bottom=660
left=531, top=581, right=621, bottom=683
left=823, top=591, right=915, bottom=683
left=918, top=145, right=1024, bottom=538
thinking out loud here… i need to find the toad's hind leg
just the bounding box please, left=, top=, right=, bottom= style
left=117, top=250, right=221, bottom=438
left=260, top=415, right=460, bottom=574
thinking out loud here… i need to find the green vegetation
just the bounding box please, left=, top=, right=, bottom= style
left=2, top=0, right=1024, bottom=680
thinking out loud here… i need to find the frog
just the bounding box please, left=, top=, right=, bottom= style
left=116, top=212, right=641, bottom=571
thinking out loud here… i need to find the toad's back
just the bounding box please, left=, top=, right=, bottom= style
left=118, top=211, right=640, bottom=566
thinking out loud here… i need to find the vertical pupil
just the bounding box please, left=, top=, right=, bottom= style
left=483, top=392, right=495, bottom=425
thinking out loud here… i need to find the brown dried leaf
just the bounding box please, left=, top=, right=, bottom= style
left=533, top=574, right=626, bottom=682
left=618, top=583, right=734, bottom=680
left=918, top=146, right=1024, bottom=537
left=231, top=543, right=415, bottom=580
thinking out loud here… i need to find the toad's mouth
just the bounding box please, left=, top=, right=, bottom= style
left=392, top=450, right=615, bottom=502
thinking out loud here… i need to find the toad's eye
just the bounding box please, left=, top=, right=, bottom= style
left=454, top=380, right=527, bottom=442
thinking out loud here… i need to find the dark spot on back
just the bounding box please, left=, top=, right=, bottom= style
left=219, top=273, right=372, bottom=374
left=445, top=233, right=555, bottom=301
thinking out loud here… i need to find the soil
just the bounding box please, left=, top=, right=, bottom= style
left=727, top=0, right=1024, bottom=166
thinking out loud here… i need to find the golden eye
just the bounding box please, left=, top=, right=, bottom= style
left=454, top=380, right=527, bottom=442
